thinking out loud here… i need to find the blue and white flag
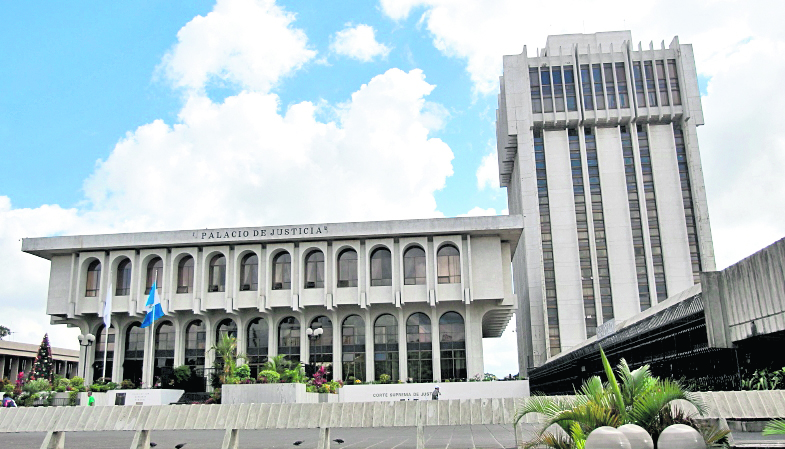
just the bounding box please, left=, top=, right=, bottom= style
left=140, top=280, right=165, bottom=328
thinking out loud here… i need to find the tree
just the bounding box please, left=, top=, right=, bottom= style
left=0, top=325, right=10, bottom=340
left=515, top=348, right=712, bottom=449
left=209, top=335, right=242, bottom=384
left=30, top=334, right=55, bottom=382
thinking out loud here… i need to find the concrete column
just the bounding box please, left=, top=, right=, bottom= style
left=364, top=309, right=373, bottom=382
left=299, top=312, right=307, bottom=363
left=9, top=357, right=19, bottom=382
left=430, top=308, right=441, bottom=382
left=174, top=315, right=186, bottom=367
left=267, top=312, right=277, bottom=357
left=398, top=308, right=407, bottom=382
left=142, top=325, right=153, bottom=387
left=0, top=355, right=5, bottom=379
left=332, top=309, right=341, bottom=380
left=113, top=321, right=125, bottom=382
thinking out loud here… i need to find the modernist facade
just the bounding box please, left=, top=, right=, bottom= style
left=0, top=340, right=79, bottom=381
left=22, top=216, right=521, bottom=388
left=497, top=31, right=716, bottom=372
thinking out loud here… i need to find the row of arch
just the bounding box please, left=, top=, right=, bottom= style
left=93, top=311, right=467, bottom=386
left=83, top=245, right=462, bottom=297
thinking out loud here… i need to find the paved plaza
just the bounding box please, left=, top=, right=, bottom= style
left=1, top=424, right=535, bottom=449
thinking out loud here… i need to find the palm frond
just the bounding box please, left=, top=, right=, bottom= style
left=522, top=430, right=574, bottom=449
left=514, top=395, right=578, bottom=425
left=764, top=419, right=785, bottom=436
left=629, top=378, right=698, bottom=429
left=578, top=376, right=606, bottom=404
left=549, top=401, right=621, bottom=433
left=599, top=347, right=627, bottom=421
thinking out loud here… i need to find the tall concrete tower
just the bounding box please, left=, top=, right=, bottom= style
left=496, top=31, right=715, bottom=374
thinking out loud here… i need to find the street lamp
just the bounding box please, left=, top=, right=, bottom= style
left=77, top=333, right=95, bottom=380
left=305, top=326, right=324, bottom=375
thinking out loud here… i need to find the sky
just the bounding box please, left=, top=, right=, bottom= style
left=1, top=0, right=784, bottom=378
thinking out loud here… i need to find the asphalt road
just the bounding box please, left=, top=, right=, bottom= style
left=1, top=424, right=532, bottom=449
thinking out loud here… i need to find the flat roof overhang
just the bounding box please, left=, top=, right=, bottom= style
left=22, top=215, right=524, bottom=260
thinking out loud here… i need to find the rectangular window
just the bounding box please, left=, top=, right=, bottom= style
left=604, top=63, right=617, bottom=109
left=656, top=60, right=669, bottom=106
left=580, top=65, right=593, bottom=110
left=616, top=63, right=628, bottom=108
left=564, top=66, right=577, bottom=111
left=592, top=64, right=605, bottom=110
left=668, top=60, right=681, bottom=105
left=633, top=61, right=646, bottom=106
left=644, top=61, right=658, bottom=106
left=553, top=67, right=565, bottom=112
left=541, top=70, right=553, bottom=113
left=530, top=68, right=542, bottom=113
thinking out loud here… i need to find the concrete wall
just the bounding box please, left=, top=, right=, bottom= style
left=702, top=237, right=785, bottom=347
left=340, top=380, right=529, bottom=403
left=222, top=383, right=316, bottom=405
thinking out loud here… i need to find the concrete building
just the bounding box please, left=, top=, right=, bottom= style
left=0, top=340, right=79, bottom=381
left=496, top=31, right=716, bottom=373
left=528, top=236, right=785, bottom=394
left=21, top=216, right=522, bottom=389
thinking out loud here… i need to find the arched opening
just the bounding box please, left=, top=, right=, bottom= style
left=278, top=317, right=300, bottom=362
left=146, top=257, right=163, bottom=294
left=404, top=247, right=426, bottom=285
left=154, top=321, right=175, bottom=386
left=208, top=254, right=226, bottom=292
left=406, top=312, right=432, bottom=383
left=337, top=249, right=358, bottom=287
left=92, top=324, right=116, bottom=382
left=123, top=322, right=144, bottom=387
left=370, top=248, right=392, bottom=286
left=272, top=252, right=291, bottom=290
left=439, top=311, right=467, bottom=381
left=116, top=258, right=131, bottom=296
left=374, top=314, right=399, bottom=382
left=177, top=256, right=194, bottom=294
left=240, top=253, right=258, bottom=291
left=85, top=260, right=101, bottom=297
left=247, top=318, right=268, bottom=378
left=304, top=250, right=325, bottom=288
left=437, top=245, right=461, bottom=284
left=342, top=315, right=365, bottom=382
left=307, top=316, right=332, bottom=379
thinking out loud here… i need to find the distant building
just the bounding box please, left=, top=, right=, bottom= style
left=22, top=216, right=521, bottom=389
left=0, top=340, right=78, bottom=380
left=496, top=31, right=716, bottom=373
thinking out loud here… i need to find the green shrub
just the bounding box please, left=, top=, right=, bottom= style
left=258, top=370, right=280, bottom=384
left=236, top=364, right=251, bottom=381
left=69, top=377, right=85, bottom=391
left=23, top=378, right=51, bottom=394
left=120, top=379, right=135, bottom=390
left=379, top=374, right=391, bottom=384
left=173, top=365, right=192, bottom=385
left=68, top=390, right=78, bottom=406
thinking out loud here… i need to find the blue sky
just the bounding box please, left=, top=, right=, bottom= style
left=2, top=0, right=784, bottom=378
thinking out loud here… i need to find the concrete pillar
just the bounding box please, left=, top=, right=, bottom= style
left=9, top=357, right=19, bottom=382
left=332, top=309, right=341, bottom=381
left=0, top=355, right=5, bottom=379
left=267, top=312, right=277, bottom=358
left=365, top=309, right=373, bottom=382
left=430, top=308, right=441, bottom=382
left=113, top=321, right=125, bottom=382
left=398, top=308, right=407, bottom=382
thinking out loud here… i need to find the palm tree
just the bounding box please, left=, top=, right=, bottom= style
left=764, top=420, right=785, bottom=435
left=515, top=348, right=708, bottom=449
left=209, top=335, right=243, bottom=384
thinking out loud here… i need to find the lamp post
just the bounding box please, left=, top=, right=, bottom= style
left=305, top=326, right=323, bottom=374
left=77, top=333, right=95, bottom=380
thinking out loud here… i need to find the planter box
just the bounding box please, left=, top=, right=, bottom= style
left=79, top=389, right=184, bottom=406
left=223, top=383, right=320, bottom=404
left=339, top=380, right=530, bottom=402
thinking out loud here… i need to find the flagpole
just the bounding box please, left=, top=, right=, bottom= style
left=148, top=272, right=158, bottom=387
left=102, top=324, right=109, bottom=380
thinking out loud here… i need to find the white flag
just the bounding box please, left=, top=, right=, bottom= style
left=103, top=282, right=112, bottom=328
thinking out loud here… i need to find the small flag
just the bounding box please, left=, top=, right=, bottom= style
left=140, top=280, right=165, bottom=328
left=103, top=282, right=113, bottom=328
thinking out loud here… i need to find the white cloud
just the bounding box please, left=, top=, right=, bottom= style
left=330, top=24, right=391, bottom=62
left=3, top=2, right=455, bottom=351
left=459, top=206, right=504, bottom=217
left=380, top=0, right=785, bottom=269
left=476, top=148, right=499, bottom=190
left=159, top=0, right=316, bottom=92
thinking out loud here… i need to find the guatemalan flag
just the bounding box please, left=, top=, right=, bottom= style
left=140, top=280, right=165, bottom=328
